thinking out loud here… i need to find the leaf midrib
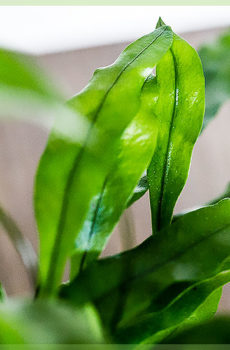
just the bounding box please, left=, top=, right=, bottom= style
left=44, top=27, right=168, bottom=293
left=157, top=47, right=177, bottom=232
left=79, top=220, right=230, bottom=303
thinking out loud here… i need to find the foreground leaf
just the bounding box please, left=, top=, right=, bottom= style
left=35, top=26, right=173, bottom=295
left=199, top=30, right=230, bottom=131
left=71, top=75, right=159, bottom=277
left=0, top=300, right=105, bottom=344
left=147, top=19, right=205, bottom=233
left=61, top=200, right=230, bottom=334
left=0, top=48, right=65, bottom=126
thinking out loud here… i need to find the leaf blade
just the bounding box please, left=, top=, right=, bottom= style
left=35, top=26, right=173, bottom=295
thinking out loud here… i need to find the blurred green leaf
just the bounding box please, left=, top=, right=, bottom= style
left=0, top=204, right=37, bottom=289
left=162, top=315, right=230, bottom=344
left=61, top=200, right=230, bottom=336
left=199, top=30, right=230, bottom=131
left=147, top=18, right=205, bottom=233
left=0, top=48, right=60, bottom=125
left=70, top=75, right=159, bottom=278
left=35, top=25, right=173, bottom=296
left=0, top=300, right=105, bottom=344
left=0, top=285, right=5, bottom=302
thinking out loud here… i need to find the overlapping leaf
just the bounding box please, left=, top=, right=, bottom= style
left=70, top=75, right=159, bottom=278
left=61, top=200, right=230, bottom=341
left=35, top=26, right=173, bottom=295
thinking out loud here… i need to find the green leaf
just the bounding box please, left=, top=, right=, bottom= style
left=0, top=203, right=37, bottom=289
left=147, top=20, right=205, bottom=233
left=35, top=26, right=173, bottom=296
left=70, top=75, right=159, bottom=278
left=199, top=30, right=230, bottom=131
left=162, top=315, right=230, bottom=344
left=0, top=48, right=63, bottom=126
left=61, top=200, right=230, bottom=332
left=116, top=271, right=230, bottom=344
left=0, top=300, right=105, bottom=344
left=126, top=175, right=149, bottom=208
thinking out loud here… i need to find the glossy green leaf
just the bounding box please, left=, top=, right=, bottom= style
left=35, top=26, right=173, bottom=296
left=199, top=30, right=230, bottom=131
left=0, top=203, right=37, bottom=289
left=147, top=19, right=205, bottom=233
left=61, top=200, right=230, bottom=333
left=0, top=300, right=105, bottom=344
left=70, top=75, right=159, bottom=278
left=126, top=174, right=148, bottom=208
left=116, top=271, right=230, bottom=344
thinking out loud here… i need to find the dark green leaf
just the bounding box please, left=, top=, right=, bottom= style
left=162, top=315, right=230, bottom=344
left=116, top=272, right=229, bottom=344
left=0, top=204, right=37, bottom=289
left=147, top=20, right=205, bottom=233
left=0, top=300, right=105, bottom=344
left=199, top=30, right=230, bottom=131
left=61, top=200, right=230, bottom=334
left=126, top=175, right=149, bottom=208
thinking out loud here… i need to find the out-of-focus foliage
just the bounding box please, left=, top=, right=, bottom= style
left=200, top=30, right=230, bottom=130
left=0, top=300, right=105, bottom=344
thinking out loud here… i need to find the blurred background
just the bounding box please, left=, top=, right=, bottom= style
left=0, top=6, right=229, bottom=311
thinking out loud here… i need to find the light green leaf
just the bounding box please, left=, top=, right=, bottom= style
left=0, top=300, right=105, bottom=344
left=0, top=48, right=60, bottom=125
left=147, top=19, right=205, bottom=233
left=199, top=30, right=230, bottom=131
left=35, top=26, right=173, bottom=296
left=71, top=75, right=159, bottom=278
left=61, top=200, right=230, bottom=333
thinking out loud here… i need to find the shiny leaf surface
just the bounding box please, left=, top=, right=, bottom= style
left=71, top=75, right=159, bottom=277
left=61, top=200, right=230, bottom=337
left=35, top=26, right=173, bottom=295
left=147, top=19, right=205, bottom=233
